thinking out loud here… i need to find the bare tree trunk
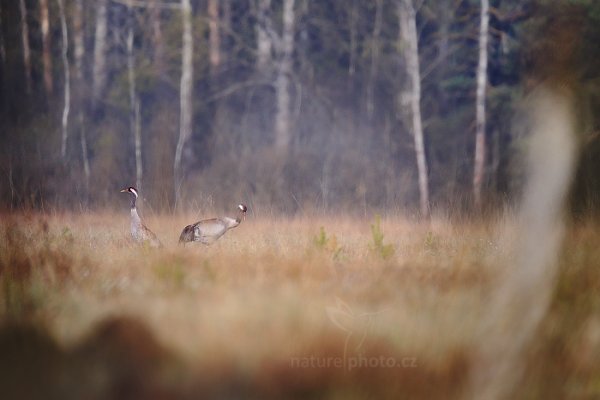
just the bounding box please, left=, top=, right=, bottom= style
left=150, top=0, right=164, bottom=77
left=74, top=0, right=84, bottom=78
left=40, top=0, right=53, bottom=96
left=366, top=0, right=383, bottom=119
left=348, top=0, right=357, bottom=77
left=126, top=7, right=143, bottom=192
left=208, top=0, right=220, bottom=74
left=398, top=0, right=429, bottom=217
left=92, top=0, right=108, bottom=107
left=57, top=0, right=70, bottom=160
left=255, top=0, right=272, bottom=72
left=274, top=0, right=295, bottom=152
left=18, top=0, right=32, bottom=94
left=473, top=0, right=489, bottom=208
left=435, top=0, right=455, bottom=84
left=174, top=0, right=193, bottom=206
left=74, top=0, right=90, bottom=189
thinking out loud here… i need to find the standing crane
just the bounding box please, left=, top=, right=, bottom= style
left=120, top=186, right=162, bottom=248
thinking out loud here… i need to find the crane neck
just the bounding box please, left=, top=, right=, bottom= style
left=235, top=209, right=245, bottom=224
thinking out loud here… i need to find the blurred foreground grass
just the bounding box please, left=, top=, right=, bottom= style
left=0, top=212, right=599, bottom=399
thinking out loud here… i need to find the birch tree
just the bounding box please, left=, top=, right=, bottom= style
left=18, top=0, right=32, bottom=94
left=274, top=0, right=295, bottom=152
left=74, top=0, right=90, bottom=188
left=208, top=0, right=220, bottom=74
left=473, top=0, right=489, bottom=208
left=57, top=0, right=70, bottom=161
left=398, top=0, right=429, bottom=217
left=40, top=0, right=53, bottom=96
left=92, top=0, right=108, bottom=107
left=255, top=0, right=273, bottom=73
left=174, top=0, right=193, bottom=205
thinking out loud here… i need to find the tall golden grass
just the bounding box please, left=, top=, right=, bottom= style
left=0, top=211, right=598, bottom=398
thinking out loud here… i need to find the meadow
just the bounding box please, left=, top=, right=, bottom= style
left=1, top=210, right=599, bottom=399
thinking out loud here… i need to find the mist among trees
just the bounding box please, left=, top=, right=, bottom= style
left=1, top=0, right=599, bottom=215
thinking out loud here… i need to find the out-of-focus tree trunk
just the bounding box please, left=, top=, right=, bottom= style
left=19, top=0, right=32, bottom=94
left=92, top=0, right=108, bottom=107
left=74, top=0, right=84, bottom=80
left=473, top=0, right=489, bottom=208
left=40, top=0, right=53, bottom=96
left=208, top=0, right=220, bottom=74
left=57, top=0, right=70, bottom=161
left=255, top=0, right=272, bottom=72
left=434, top=0, right=454, bottom=103
left=150, top=0, right=164, bottom=77
left=74, top=0, right=90, bottom=189
left=126, top=3, right=142, bottom=192
left=348, top=0, right=357, bottom=78
left=366, top=0, right=383, bottom=119
left=274, top=0, right=295, bottom=152
left=398, top=0, right=429, bottom=217
left=221, top=0, right=231, bottom=64
left=174, top=0, right=193, bottom=206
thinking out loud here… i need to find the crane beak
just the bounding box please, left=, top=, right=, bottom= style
left=120, top=189, right=128, bottom=193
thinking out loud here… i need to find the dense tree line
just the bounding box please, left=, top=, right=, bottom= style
left=0, top=0, right=598, bottom=214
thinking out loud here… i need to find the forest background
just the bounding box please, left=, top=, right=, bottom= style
left=0, top=0, right=599, bottom=216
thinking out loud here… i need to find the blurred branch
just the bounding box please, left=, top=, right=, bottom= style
left=489, top=6, right=530, bottom=23
left=110, top=0, right=181, bottom=10
left=200, top=80, right=274, bottom=106
left=420, top=43, right=462, bottom=81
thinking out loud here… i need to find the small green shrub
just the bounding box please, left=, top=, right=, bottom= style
left=312, top=227, right=344, bottom=260
left=369, top=215, right=395, bottom=260
left=313, top=227, right=329, bottom=249
left=424, top=231, right=440, bottom=253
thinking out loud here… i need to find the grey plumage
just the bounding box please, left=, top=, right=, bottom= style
left=179, top=204, right=247, bottom=244
left=120, top=186, right=162, bottom=248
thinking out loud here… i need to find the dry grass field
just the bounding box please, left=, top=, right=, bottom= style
left=1, top=211, right=599, bottom=399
